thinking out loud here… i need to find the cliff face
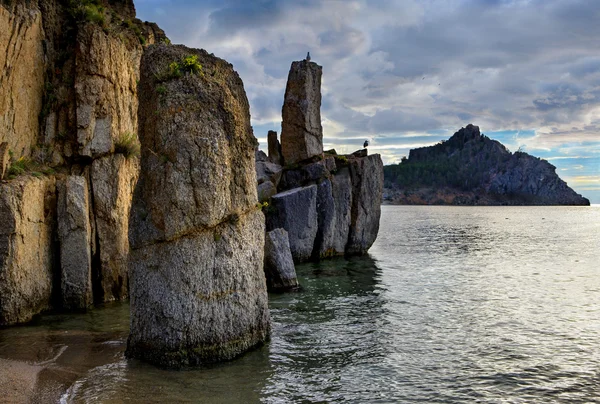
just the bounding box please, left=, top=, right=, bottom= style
left=0, top=0, right=166, bottom=325
left=0, top=3, right=45, bottom=158
left=384, top=124, right=590, bottom=206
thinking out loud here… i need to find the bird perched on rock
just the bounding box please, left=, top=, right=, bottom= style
left=306, top=52, right=311, bottom=61
left=363, top=140, right=369, bottom=148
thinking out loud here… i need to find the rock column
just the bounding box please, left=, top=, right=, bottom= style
left=280, top=59, right=323, bottom=165
left=58, top=176, right=93, bottom=310
left=126, top=44, right=270, bottom=367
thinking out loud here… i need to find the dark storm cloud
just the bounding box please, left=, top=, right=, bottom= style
left=135, top=0, right=600, bottom=201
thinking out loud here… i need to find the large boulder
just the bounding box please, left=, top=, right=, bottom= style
left=280, top=59, right=323, bottom=165
left=127, top=44, right=269, bottom=367
left=257, top=181, right=277, bottom=203
left=58, top=176, right=93, bottom=310
left=346, top=154, right=384, bottom=254
left=256, top=160, right=283, bottom=187
left=264, top=229, right=298, bottom=291
left=266, top=185, right=318, bottom=262
left=278, top=160, right=329, bottom=191
left=128, top=210, right=268, bottom=367
left=0, top=177, right=56, bottom=326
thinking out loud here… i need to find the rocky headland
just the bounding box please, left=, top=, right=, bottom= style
left=0, top=0, right=384, bottom=374
left=384, top=124, right=590, bottom=206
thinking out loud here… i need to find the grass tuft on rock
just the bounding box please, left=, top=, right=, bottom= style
left=114, top=133, right=140, bottom=159
left=7, top=156, right=55, bottom=180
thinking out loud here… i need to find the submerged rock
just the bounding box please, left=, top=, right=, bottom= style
left=127, top=44, right=269, bottom=367
left=0, top=177, right=56, bottom=326
left=280, top=59, right=323, bottom=165
left=58, top=176, right=93, bottom=310
left=264, top=229, right=298, bottom=291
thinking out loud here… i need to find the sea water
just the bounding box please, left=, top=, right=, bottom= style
left=1, top=206, right=599, bottom=403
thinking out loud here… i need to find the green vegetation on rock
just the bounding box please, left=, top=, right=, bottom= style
left=114, top=132, right=140, bottom=159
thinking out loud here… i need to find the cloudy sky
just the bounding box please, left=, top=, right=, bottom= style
left=136, top=0, right=600, bottom=203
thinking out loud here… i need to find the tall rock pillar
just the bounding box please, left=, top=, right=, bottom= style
left=280, top=59, right=323, bottom=165
left=126, top=44, right=270, bottom=367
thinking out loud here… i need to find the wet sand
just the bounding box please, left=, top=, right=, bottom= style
left=0, top=358, right=42, bottom=403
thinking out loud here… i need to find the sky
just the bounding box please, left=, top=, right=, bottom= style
left=135, top=0, right=600, bottom=203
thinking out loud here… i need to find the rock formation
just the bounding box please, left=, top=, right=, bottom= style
left=0, top=177, right=56, bottom=326
left=384, top=124, right=590, bottom=206
left=126, top=44, right=270, bottom=367
left=0, top=0, right=164, bottom=324
left=259, top=58, right=384, bottom=265
left=58, top=176, right=93, bottom=310
left=280, top=59, right=323, bottom=165
left=267, top=185, right=319, bottom=262
left=264, top=229, right=298, bottom=291
left=267, top=130, right=283, bottom=166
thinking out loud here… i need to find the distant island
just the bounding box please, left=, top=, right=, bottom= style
left=383, top=124, right=590, bottom=206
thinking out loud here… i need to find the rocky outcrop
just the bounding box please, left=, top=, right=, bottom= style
left=58, top=176, right=93, bottom=310
left=264, top=229, right=298, bottom=291
left=280, top=59, right=323, bottom=165
left=0, top=177, right=56, bottom=326
left=259, top=57, right=384, bottom=267
left=263, top=153, right=384, bottom=261
left=347, top=154, right=384, bottom=254
left=75, top=24, right=141, bottom=158
left=267, top=185, right=318, bottom=262
left=127, top=44, right=269, bottom=367
left=384, top=124, right=590, bottom=206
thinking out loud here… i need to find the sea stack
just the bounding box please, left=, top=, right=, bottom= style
left=259, top=57, right=383, bottom=264
left=126, top=44, right=270, bottom=367
left=280, top=59, right=323, bottom=165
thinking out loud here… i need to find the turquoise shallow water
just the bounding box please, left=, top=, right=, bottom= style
left=1, top=206, right=599, bottom=403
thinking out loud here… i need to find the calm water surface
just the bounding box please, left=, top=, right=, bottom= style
left=1, top=206, right=599, bottom=403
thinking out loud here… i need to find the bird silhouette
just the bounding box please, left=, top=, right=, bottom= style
left=363, top=140, right=369, bottom=148
left=306, top=52, right=311, bottom=61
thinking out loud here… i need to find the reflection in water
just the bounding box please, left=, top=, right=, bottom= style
left=0, top=206, right=599, bottom=402
left=264, top=256, right=387, bottom=402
